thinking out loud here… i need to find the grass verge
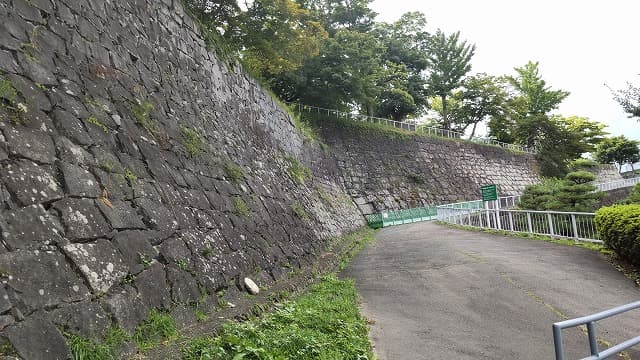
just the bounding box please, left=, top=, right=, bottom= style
left=181, top=274, right=375, bottom=360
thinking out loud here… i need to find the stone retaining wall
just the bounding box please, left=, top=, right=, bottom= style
left=315, top=119, right=542, bottom=214
left=0, top=0, right=363, bottom=358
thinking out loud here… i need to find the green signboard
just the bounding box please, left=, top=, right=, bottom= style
left=481, top=184, right=498, bottom=201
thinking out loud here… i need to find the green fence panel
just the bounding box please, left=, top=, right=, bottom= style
left=368, top=206, right=438, bottom=228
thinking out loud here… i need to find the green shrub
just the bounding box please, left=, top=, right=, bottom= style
left=518, top=172, right=600, bottom=212
left=285, top=156, right=312, bottom=185
left=291, top=201, right=309, bottom=222
left=626, top=183, right=640, bottom=204
left=570, top=158, right=598, bottom=170
left=133, top=310, right=178, bottom=351
left=595, top=204, right=640, bottom=266
left=180, top=126, right=206, bottom=157
left=223, top=161, right=244, bottom=183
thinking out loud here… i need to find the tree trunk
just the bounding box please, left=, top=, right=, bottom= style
left=468, top=122, right=479, bottom=140
left=441, top=94, right=448, bottom=129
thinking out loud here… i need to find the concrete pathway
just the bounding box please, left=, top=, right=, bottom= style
left=342, top=222, right=640, bottom=360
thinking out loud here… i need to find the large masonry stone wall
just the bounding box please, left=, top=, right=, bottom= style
left=0, top=0, right=364, bottom=358
left=316, top=120, right=542, bottom=214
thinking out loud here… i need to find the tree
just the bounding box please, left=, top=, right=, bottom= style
left=429, top=74, right=513, bottom=139
left=518, top=172, right=600, bottom=212
left=377, top=88, right=416, bottom=121
left=301, top=0, right=377, bottom=35
left=532, top=116, right=607, bottom=177
left=373, top=12, right=431, bottom=115
left=271, top=29, right=384, bottom=110
left=505, top=61, right=570, bottom=147
left=425, top=30, right=475, bottom=129
left=595, top=136, right=640, bottom=173
left=609, top=80, right=640, bottom=119
left=240, top=0, right=328, bottom=81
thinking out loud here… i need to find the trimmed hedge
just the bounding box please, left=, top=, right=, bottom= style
left=595, top=204, right=640, bottom=266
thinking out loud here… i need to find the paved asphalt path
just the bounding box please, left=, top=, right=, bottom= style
left=341, top=222, right=640, bottom=360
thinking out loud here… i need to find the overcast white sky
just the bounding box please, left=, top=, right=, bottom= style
left=371, top=0, right=640, bottom=140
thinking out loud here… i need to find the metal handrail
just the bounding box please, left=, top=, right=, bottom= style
left=436, top=199, right=601, bottom=243
left=593, top=177, right=640, bottom=192
left=288, top=103, right=537, bottom=154
left=553, top=301, right=640, bottom=360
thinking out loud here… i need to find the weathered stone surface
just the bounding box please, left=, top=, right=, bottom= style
left=134, top=198, right=178, bottom=232
left=166, top=265, right=201, bottom=304
left=0, top=160, right=63, bottom=206
left=59, top=162, right=102, bottom=197
left=0, top=204, right=63, bottom=250
left=53, top=198, right=111, bottom=240
left=112, top=230, right=159, bottom=274
left=101, top=286, right=148, bottom=333
left=3, top=127, right=55, bottom=164
left=50, top=301, right=110, bottom=340
left=0, top=250, right=90, bottom=312
left=97, top=200, right=146, bottom=230
left=5, top=312, right=69, bottom=360
left=62, top=239, right=128, bottom=293
left=134, top=263, right=171, bottom=310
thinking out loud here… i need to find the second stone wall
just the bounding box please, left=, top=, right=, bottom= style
left=316, top=119, right=542, bottom=214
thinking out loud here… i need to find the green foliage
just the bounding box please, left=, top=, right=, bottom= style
left=133, top=310, right=178, bottom=352
left=180, top=275, right=374, bottom=360
left=180, top=126, right=207, bottom=157
left=595, top=136, right=640, bottom=171
left=0, top=76, right=19, bottom=105
left=223, top=161, right=244, bottom=183
left=627, top=183, right=640, bottom=204
left=131, top=101, right=157, bottom=137
left=291, top=201, right=309, bottom=222
left=595, top=204, right=640, bottom=266
left=285, top=156, right=312, bottom=185
left=124, top=168, right=138, bottom=183
left=377, top=88, right=416, bottom=121
left=518, top=172, right=600, bottom=212
left=67, top=326, right=129, bottom=360
left=570, top=158, right=598, bottom=170
left=0, top=75, right=27, bottom=124
left=425, top=30, right=475, bottom=129
left=86, top=115, right=108, bottom=132
left=233, top=197, right=251, bottom=216
left=292, top=112, right=321, bottom=144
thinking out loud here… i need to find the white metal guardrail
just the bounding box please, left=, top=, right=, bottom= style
left=289, top=103, right=537, bottom=154
left=593, top=177, right=640, bottom=192
left=437, top=202, right=601, bottom=243
left=553, top=301, right=640, bottom=360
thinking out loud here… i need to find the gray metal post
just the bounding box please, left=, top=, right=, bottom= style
left=571, top=214, right=579, bottom=241
left=484, top=201, right=490, bottom=228
left=587, top=321, right=599, bottom=356
left=508, top=212, right=514, bottom=231
left=527, top=212, right=533, bottom=233
left=547, top=213, right=555, bottom=236
left=553, top=324, right=565, bottom=360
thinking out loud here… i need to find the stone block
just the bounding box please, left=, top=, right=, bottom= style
left=0, top=250, right=90, bottom=312
left=5, top=312, right=69, bottom=360
left=0, top=204, right=63, bottom=250
left=62, top=239, right=128, bottom=294
left=60, top=161, right=102, bottom=197
left=134, top=263, right=171, bottom=310
left=1, top=160, right=63, bottom=206
left=53, top=198, right=111, bottom=240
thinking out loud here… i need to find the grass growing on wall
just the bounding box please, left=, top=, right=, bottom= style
left=181, top=275, right=375, bottom=360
